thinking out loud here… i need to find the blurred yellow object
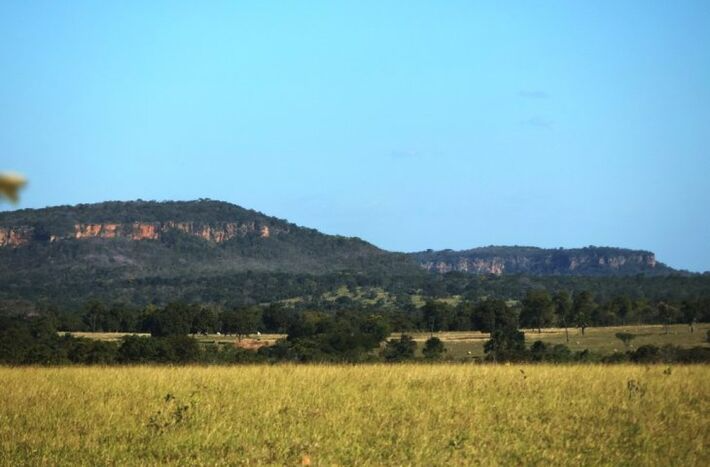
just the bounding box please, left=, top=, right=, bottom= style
left=0, top=172, right=27, bottom=203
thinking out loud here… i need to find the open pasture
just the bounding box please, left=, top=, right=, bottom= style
left=422, top=323, right=710, bottom=359
left=1, top=365, right=708, bottom=465
left=69, top=323, right=710, bottom=359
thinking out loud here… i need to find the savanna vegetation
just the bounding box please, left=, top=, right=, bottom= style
left=0, top=365, right=707, bottom=465
left=2, top=200, right=709, bottom=311
left=1, top=201, right=708, bottom=465
left=2, top=297, right=708, bottom=365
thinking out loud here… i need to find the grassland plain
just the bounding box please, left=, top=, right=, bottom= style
left=0, top=365, right=708, bottom=465
left=425, top=323, right=710, bottom=359
left=70, top=323, right=710, bottom=359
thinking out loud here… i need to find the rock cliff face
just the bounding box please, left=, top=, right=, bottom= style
left=0, top=200, right=419, bottom=307
left=0, top=227, right=33, bottom=247
left=0, top=200, right=674, bottom=280
left=420, top=258, right=507, bottom=275
left=1, top=221, right=281, bottom=247
left=412, top=246, right=665, bottom=276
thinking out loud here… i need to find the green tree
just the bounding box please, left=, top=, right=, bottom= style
left=191, top=307, right=220, bottom=334
left=681, top=301, right=699, bottom=333
left=381, top=334, right=416, bottom=362
left=221, top=306, right=263, bottom=340
left=573, top=291, right=595, bottom=336
left=422, top=336, right=446, bottom=360
left=117, top=335, right=159, bottom=363
left=262, top=304, right=296, bottom=333
left=611, top=296, right=634, bottom=325
left=422, top=300, right=453, bottom=333
left=146, top=303, right=194, bottom=337
left=164, top=335, right=202, bottom=363
left=520, top=289, right=555, bottom=333
left=553, top=291, right=573, bottom=343
left=483, top=306, right=525, bottom=362
left=472, top=299, right=508, bottom=333
left=358, top=314, right=391, bottom=349
left=66, top=337, right=117, bottom=364
left=657, top=302, right=678, bottom=334
left=82, top=301, right=106, bottom=332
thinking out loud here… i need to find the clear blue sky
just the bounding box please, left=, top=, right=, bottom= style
left=1, top=1, right=709, bottom=271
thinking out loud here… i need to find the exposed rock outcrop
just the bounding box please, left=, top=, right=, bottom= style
left=0, top=221, right=285, bottom=248
left=0, top=227, right=32, bottom=247
left=0, top=200, right=674, bottom=278
left=420, top=258, right=506, bottom=275
left=75, top=223, right=121, bottom=239
left=413, top=246, right=664, bottom=276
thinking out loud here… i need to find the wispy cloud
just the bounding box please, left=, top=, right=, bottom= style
left=389, top=149, right=421, bottom=160
left=518, top=90, right=550, bottom=99
left=521, top=116, right=553, bottom=129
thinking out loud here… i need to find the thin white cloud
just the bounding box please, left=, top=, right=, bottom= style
left=521, top=116, right=553, bottom=129
left=518, top=90, right=550, bottom=99
left=389, top=149, right=421, bottom=160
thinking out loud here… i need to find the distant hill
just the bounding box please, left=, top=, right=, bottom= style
left=411, top=245, right=675, bottom=276
left=0, top=200, right=680, bottom=308
left=0, top=200, right=420, bottom=307
left=0, top=199, right=417, bottom=275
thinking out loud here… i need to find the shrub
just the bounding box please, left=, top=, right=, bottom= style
left=381, top=335, right=416, bottom=362
left=422, top=337, right=446, bottom=360
left=615, top=332, right=635, bottom=347
left=629, top=345, right=661, bottom=363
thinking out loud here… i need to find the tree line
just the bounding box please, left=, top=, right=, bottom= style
left=1, top=296, right=708, bottom=365
left=32, top=291, right=710, bottom=338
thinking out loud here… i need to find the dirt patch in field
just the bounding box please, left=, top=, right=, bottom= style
left=233, top=339, right=271, bottom=351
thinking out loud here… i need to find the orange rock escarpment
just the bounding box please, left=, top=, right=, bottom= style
left=75, top=223, right=121, bottom=239
left=0, top=221, right=283, bottom=248
left=131, top=223, right=160, bottom=240
left=0, top=227, right=32, bottom=247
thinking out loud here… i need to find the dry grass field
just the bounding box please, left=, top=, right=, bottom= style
left=1, top=364, right=708, bottom=465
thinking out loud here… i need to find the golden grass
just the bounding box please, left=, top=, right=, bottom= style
left=1, top=364, right=708, bottom=465
left=69, top=331, right=151, bottom=341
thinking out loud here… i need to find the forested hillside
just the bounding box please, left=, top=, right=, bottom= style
left=0, top=200, right=419, bottom=307
left=0, top=200, right=704, bottom=311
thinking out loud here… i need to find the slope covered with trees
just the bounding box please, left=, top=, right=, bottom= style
left=0, top=200, right=420, bottom=307
left=0, top=200, right=704, bottom=311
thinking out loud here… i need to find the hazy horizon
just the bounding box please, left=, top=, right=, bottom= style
left=2, top=2, right=709, bottom=271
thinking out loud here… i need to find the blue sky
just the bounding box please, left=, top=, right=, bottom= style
left=1, top=1, right=709, bottom=271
